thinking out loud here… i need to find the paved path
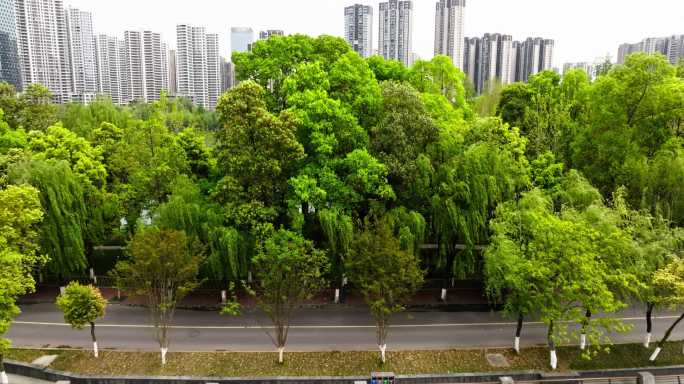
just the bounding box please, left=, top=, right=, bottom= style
left=8, top=303, right=684, bottom=352
left=6, top=374, right=54, bottom=384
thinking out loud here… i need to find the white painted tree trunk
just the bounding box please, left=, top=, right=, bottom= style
left=550, top=350, right=557, bottom=370
left=514, top=336, right=520, bottom=354
left=248, top=271, right=253, bottom=283
left=379, top=344, right=387, bottom=363
left=278, top=347, right=285, bottom=363
left=580, top=334, right=586, bottom=350
left=644, top=333, right=652, bottom=348
left=342, top=276, right=348, bottom=286
left=650, top=347, right=662, bottom=361
left=221, top=290, right=227, bottom=304
left=0, top=371, right=8, bottom=384
left=93, top=341, right=99, bottom=358
left=440, top=288, right=447, bottom=301
left=334, top=288, right=340, bottom=304
left=59, top=286, right=65, bottom=295
left=161, top=347, right=168, bottom=365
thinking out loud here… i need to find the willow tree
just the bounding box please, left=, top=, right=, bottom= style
left=432, top=118, right=530, bottom=279
left=318, top=208, right=353, bottom=302
left=10, top=159, right=88, bottom=278
left=0, top=184, right=45, bottom=384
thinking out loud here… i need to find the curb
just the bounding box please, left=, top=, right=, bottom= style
left=6, top=359, right=684, bottom=384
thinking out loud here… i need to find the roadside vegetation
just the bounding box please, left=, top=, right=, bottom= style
left=8, top=342, right=684, bottom=376
left=0, top=33, right=683, bottom=371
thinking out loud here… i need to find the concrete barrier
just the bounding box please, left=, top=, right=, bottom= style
left=6, top=359, right=684, bottom=384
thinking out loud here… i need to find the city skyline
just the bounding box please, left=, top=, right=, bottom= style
left=60, top=0, right=684, bottom=68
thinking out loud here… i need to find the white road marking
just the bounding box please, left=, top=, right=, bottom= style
left=13, top=315, right=680, bottom=330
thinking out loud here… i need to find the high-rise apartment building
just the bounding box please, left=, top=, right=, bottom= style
left=0, top=0, right=22, bottom=90
left=259, top=29, right=284, bottom=40
left=15, top=0, right=72, bottom=102
left=563, top=62, right=596, bottom=81
left=618, top=35, right=684, bottom=64
left=378, top=0, right=413, bottom=66
left=65, top=7, right=97, bottom=103
left=464, top=34, right=554, bottom=94
left=463, top=37, right=478, bottom=86
left=344, top=4, right=373, bottom=58
left=434, top=0, right=465, bottom=69
left=94, top=34, right=127, bottom=105
left=220, top=57, right=232, bottom=93
left=176, top=24, right=220, bottom=109
left=231, top=27, right=253, bottom=53
left=123, top=30, right=168, bottom=103
left=168, top=49, right=177, bottom=95
left=206, top=33, right=221, bottom=109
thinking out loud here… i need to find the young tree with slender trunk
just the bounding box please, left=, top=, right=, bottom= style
left=346, top=219, right=424, bottom=364
left=648, top=259, right=684, bottom=361
left=56, top=282, right=107, bottom=357
left=252, top=229, right=328, bottom=363
left=112, top=228, right=202, bottom=365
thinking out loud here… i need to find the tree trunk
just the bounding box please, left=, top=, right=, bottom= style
left=160, top=347, right=168, bottom=365
left=278, top=347, right=285, bottom=364
left=650, top=312, right=684, bottom=361
left=580, top=309, right=591, bottom=350
left=0, top=353, right=7, bottom=384
left=90, top=321, right=98, bottom=358
left=645, top=302, right=654, bottom=348
left=514, top=313, right=523, bottom=354
left=548, top=320, right=557, bottom=370
left=379, top=344, right=387, bottom=364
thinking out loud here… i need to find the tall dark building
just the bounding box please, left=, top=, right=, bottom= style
left=0, top=0, right=23, bottom=90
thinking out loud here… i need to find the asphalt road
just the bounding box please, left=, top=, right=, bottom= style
left=8, top=303, right=684, bottom=352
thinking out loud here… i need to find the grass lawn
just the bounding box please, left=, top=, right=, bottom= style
left=6, top=342, right=684, bottom=377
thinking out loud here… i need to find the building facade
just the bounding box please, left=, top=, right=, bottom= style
left=378, top=0, right=413, bottom=66
left=259, top=29, right=284, bottom=40
left=231, top=27, right=253, bottom=53
left=15, top=0, right=72, bottom=102
left=176, top=24, right=220, bottom=110
left=65, top=6, right=97, bottom=103
left=434, top=0, right=465, bottom=69
left=123, top=30, right=168, bottom=103
left=168, top=48, right=177, bottom=95
left=94, top=34, right=127, bottom=105
left=618, top=35, right=684, bottom=64
left=344, top=4, right=373, bottom=58
left=464, top=34, right=555, bottom=94
left=0, top=0, right=22, bottom=90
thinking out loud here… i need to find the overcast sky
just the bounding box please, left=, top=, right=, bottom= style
left=65, top=0, right=684, bottom=67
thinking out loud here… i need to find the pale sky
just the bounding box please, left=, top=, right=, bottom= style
left=66, top=0, right=684, bottom=68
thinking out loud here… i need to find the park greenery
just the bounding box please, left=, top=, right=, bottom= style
left=0, top=34, right=683, bottom=368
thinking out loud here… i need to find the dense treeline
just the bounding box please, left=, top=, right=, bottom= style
left=1, top=34, right=684, bottom=368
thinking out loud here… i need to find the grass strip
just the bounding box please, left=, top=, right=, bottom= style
left=6, top=342, right=684, bottom=377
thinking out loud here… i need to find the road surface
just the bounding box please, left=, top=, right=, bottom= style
left=8, top=303, right=684, bottom=352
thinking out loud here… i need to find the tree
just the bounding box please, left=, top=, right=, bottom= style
left=17, top=84, right=58, bottom=132
left=649, top=258, right=684, bottom=361
left=366, top=56, right=409, bottom=83
left=0, top=184, right=44, bottom=384
left=112, top=228, right=203, bottom=365
left=251, top=229, right=328, bottom=363
left=371, top=81, right=439, bottom=203
left=56, top=282, right=107, bottom=357
left=485, top=189, right=630, bottom=369
left=215, top=81, right=304, bottom=224
left=346, top=219, right=424, bottom=363
left=431, top=118, right=530, bottom=279
left=10, top=159, right=88, bottom=278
